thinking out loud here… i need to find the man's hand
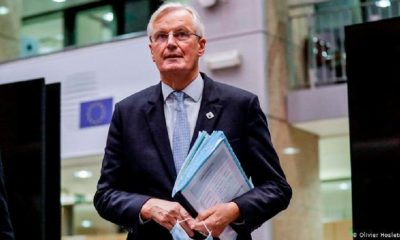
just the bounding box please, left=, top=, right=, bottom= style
left=192, top=202, right=240, bottom=237
left=140, top=198, right=194, bottom=236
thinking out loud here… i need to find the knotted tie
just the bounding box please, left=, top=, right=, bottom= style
left=172, top=91, right=190, bottom=173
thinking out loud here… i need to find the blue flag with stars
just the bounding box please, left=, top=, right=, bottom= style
left=80, top=98, right=113, bottom=128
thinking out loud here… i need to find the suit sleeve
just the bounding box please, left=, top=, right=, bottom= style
left=232, top=96, right=292, bottom=234
left=93, top=103, right=151, bottom=233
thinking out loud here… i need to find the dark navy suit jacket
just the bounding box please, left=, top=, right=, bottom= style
left=94, top=73, right=292, bottom=240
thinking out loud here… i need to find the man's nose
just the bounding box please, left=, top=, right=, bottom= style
left=166, top=33, right=178, bottom=46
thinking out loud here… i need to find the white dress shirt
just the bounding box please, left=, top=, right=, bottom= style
left=161, top=74, right=204, bottom=149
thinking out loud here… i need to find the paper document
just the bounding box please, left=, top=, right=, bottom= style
left=172, top=131, right=253, bottom=240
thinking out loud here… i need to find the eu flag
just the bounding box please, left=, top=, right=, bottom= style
left=80, top=98, right=113, bottom=128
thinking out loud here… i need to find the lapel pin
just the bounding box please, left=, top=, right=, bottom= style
left=206, top=112, right=214, bottom=119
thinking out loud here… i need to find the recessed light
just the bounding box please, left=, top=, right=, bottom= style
left=283, top=147, right=300, bottom=155
left=0, top=6, right=10, bottom=15
left=73, top=170, right=93, bottom=179
left=375, top=0, right=391, bottom=8
left=81, top=220, right=92, bottom=228
left=60, top=194, right=75, bottom=205
left=103, top=12, right=114, bottom=22
left=339, top=182, right=350, bottom=190
left=52, top=0, right=66, bottom=3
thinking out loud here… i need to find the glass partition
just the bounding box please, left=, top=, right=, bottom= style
left=0, top=0, right=160, bottom=63
left=75, top=5, right=116, bottom=47
left=21, top=12, right=64, bottom=56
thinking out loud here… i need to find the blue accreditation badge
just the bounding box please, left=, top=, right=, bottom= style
left=80, top=98, right=113, bottom=128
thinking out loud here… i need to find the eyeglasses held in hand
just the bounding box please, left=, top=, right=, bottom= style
left=151, top=31, right=202, bottom=44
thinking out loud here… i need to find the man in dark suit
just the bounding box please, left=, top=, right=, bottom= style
left=0, top=157, right=15, bottom=240
left=94, top=2, right=291, bottom=240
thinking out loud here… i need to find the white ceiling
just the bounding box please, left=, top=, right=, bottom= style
left=293, top=117, right=349, bottom=137
left=292, top=116, right=351, bottom=181
left=62, top=154, right=102, bottom=200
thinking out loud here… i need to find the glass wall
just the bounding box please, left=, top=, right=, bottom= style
left=287, top=0, right=400, bottom=89
left=21, top=12, right=64, bottom=56
left=75, top=5, right=116, bottom=46
left=0, top=0, right=161, bottom=63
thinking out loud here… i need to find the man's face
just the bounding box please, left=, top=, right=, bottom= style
left=149, top=9, right=206, bottom=76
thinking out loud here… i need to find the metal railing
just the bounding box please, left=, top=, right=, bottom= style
left=287, top=0, right=400, bottom=89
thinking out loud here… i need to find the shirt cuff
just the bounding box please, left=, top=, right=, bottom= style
left=139, top=213, right=151, bottom=225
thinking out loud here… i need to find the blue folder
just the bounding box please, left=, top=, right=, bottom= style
left=172, top=131, right=253, bottom=240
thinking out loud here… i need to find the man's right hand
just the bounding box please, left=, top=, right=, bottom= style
left=140, top=198, right=194, bottom=237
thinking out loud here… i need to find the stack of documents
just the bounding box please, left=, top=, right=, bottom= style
left=172, top=131, right=253, bottom=240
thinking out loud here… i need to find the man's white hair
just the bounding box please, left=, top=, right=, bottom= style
left=147, top=2, right=205, bottom=38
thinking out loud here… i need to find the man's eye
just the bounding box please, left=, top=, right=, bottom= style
left=159, top=34, right=169, bottom=39
left=175, top=32, right=189, bottom=38
left=155, top=33, right=168, bottom=41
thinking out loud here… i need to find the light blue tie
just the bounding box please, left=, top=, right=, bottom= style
left=172, top=91, right=191, bottom=173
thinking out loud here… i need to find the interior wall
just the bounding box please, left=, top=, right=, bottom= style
left=266, top=0, right=323, bottom=239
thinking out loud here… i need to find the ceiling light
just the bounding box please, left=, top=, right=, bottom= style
left=52, top=0, right=67, bottom=3
left=73, top=170, right=93, bottom=179
left=375, top=0, right=391, bottom=8
left=81, top=220, right=92, bottom=228
left=283, top=147, right=300, bottom=155
left=339, top=182, right=350, bottom=190
left=60, top=194, right=75, bottom=205
left=103, top=12, right=114, bottom=22
left=0, top=6, right=10, bottom=15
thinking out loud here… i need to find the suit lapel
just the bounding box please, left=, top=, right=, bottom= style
left=144, top=75, right=223, bottom=179
left=190, top=74, right=222, bottom=147
left=145, top=83, right=177, bottom=181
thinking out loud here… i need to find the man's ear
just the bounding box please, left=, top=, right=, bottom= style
left=198, top=38, right=206, bottom=56
left=149, top=44, right=155, bottom=62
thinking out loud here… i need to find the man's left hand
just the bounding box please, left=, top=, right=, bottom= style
left=192, top=202, right=240, bottom=237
